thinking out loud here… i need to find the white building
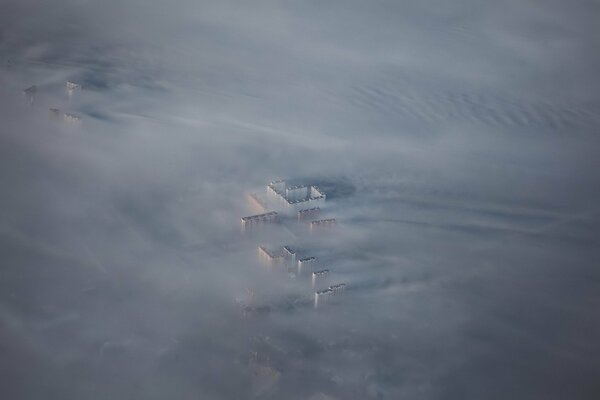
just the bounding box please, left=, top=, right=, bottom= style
left=311, top=269, right=329, bottom=287
left=298, top=207, right=320, bottom=221
left=241, top=211, right=278, bottom=231
left=258, top=245, right=296, bottom=267
left=314, top=283, right=346, bottom=308
left=63, top=113, right=82, bottom=125
left=266, top=180, right=326, bottom=214
left=297, top=256, right=317, bottom=274
left=66, top=81, right=81, bottom=96
left=310, top=218, right=336, bottom=231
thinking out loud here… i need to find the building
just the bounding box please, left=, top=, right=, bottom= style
left=329, top=283, right=346, bottom=294
left=258, top=246, right=284, bottom=266
left=266, top=180, right=326, bottom=214
left=314, top=283, right=346, bottom=308
left=298, top=207, right=320, bottom=221
left=23, top=85, right=36, bottom=105
left=63, top=113, right=82, bottom=125
left=311, top=269, right=329, bottom=287
left=241, top=211, right=278, bottom=231
left=258, top=245, right=296, bottom=267
left=49, top=108, right=61, bottom=118
left=66, top=81, right=81, bottom=96
left=310, top=218, right=336, bottom=231
left=297, top=257, right=317, bottom=274
left=282, top=246, right=296, bottom=265
left=314, top=288, right=332, bottom=308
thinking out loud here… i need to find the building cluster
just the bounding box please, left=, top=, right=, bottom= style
left=23, top=81, right=83, bottom=125
left=241, top=180, right=335, bottom=231
left=266, top=180, right=326, bottom=214
left=241, top=179, right=346, bottom=309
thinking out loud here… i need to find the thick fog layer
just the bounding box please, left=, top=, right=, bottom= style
left=1, top=1, right=599, bottom=399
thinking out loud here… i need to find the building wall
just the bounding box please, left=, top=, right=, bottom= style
left=286, top=186, right=308, bottom=202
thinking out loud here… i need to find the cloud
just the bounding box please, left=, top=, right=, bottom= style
left=0, top=1, right=599, bottom=399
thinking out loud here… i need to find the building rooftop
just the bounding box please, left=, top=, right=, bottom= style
left=311, top=218, right=336, bottom=225
left=241, top=211, right=278, bottom=222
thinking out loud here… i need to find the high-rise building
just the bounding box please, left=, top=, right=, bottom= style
left=63, top=113, right=82, bottom=125
left=23, top=85, right=36, bottom=105
left=297, top=257, right=317, bottom=274
left=311, top=269, right=329, bottom=287
left=241, top=211, right=278, bottom=231
left=265, top=180, right=326, bottom=214
left=66, top=81, right=81, bottom=96
left=310, top=218, right=336, bottom=231
left=314, top=283, right=346, bottom=308
left=298, top=207, right=320, bottom=221
left=258, top=245, right=296, bottom=267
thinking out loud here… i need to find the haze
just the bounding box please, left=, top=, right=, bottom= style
left=1, top=1, right=599, bottom=399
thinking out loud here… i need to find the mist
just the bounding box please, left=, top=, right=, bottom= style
left=1, top=1, right=599, bottom=399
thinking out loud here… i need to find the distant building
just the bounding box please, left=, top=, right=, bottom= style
left=314, top=283, right=346, bottom=308
left=66, top=81, right=81, bottom=96
left=297, top=256, right=317, bottom=274
left=49, top=108, right=62, bottom=118
left=23, top=85, right=36, bottom=105
left=312, top=269, right=329, bottom=287
left=329, top=283, right=346, bottom=294
left=298, top=207, right=320, bottom=221
left=314, top=288, right=332, bottom=308
left=63, top=113, right=82, bottom=125
left=258, top=245, right=296, bottom=267
left=266, top=180, right=326, bottom=214
left=310, top=218, right=336, bottom=231
left=241, top=211, right=278, bottom=231
left=258, top=246, right=284, bottom=266
left=283, top=246, right=296, bottom=265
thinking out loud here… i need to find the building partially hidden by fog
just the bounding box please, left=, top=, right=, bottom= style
left=49, top=108, right=61, bottom=118
left=241, top=211, right=278, bottom=231
left=267, top=180, right=326, bottom=214
left=66, top=81, right=81, bottom=96
left=298, top=207, right=320, bottom=221
left=297, top=256, right=317, bottom=274
left=283, top=246, right=296, bottom=265
left=63, top=113, right=82, bottom=125
left=258, top=245, right=296, bottom=267
left=310, top=218, right=336, bottom=231
left=314, top=283, right=346, bottom=308
left=242, top=178, right=347, bottom=309
left=312, top=269, right=329, bottom=287
left=23, top=85, right=36, bottom=105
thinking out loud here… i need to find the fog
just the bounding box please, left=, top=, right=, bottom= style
left=1, top=1, right=599, bottom=399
